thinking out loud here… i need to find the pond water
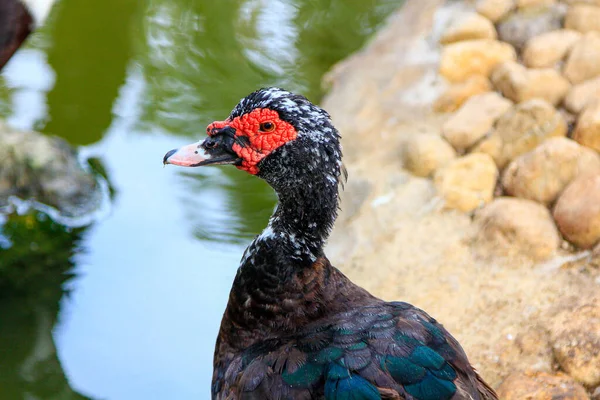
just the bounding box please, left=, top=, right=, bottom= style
left=0, top=0, right=399, bottom=398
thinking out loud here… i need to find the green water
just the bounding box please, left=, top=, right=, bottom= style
left=0, top=0, right=399, bottom=398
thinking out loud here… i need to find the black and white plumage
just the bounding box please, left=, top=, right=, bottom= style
left=164, top=88, right=498, bottom=400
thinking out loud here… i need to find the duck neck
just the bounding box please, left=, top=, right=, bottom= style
left=224, top=162, right=342, bottom=336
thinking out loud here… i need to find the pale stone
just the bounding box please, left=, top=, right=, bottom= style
left=403, top=134, right=457, bottom=177
left=497, top=5, right=565, bottom=50
left=563, top=0, right=600, bottom=5
left=475, top=197, right=560, bottom=260
left=439, top=39, right=517, bottom=83
left=440, top=12, right=497, bottom=44
left=497, top=371, right=590, bottom=400
left=493, top=99, right=568, bottom=168
left=573, top=101, right=600, bottom=152
left=442, top=92, right=513, bottom=152
left=434, top=153, right=498, bottom=212
left=565, top=4, right=600, bottom=33
left=551, top=300, right=600, bottom=386
left=522, top=29, right=582, bottom=68
left=554, top=173, right=600, bottom=248
left=564, top=76, right=600, bottom=114
left=502, top=137, right=600, bottom=204
left=491, top=61, right=571, bottom=105
left=517, top=0, right=557, bottom=8
left=564, top=32, right=600, bottom=84
left=476, top=0, right=516, bottom=22
left=433, top=75, right=492, bottom=113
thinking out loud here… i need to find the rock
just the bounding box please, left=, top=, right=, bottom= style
left=497, top=371, right=590, bottom=400
left=564, top=77, right=600, bottom=114
left=550, top=300, right=600, bottom=386
left=439, top=39, right=517, bottom=82
left=403, top=134, right=457, bottom=177
left=440, top=12, right=497, bottom=44
left=434, top=153, right=498, bottom=212
left=433, top=75, right=492, bottom=113
left=0, top=122, right=102, bottom=219
left=476, top=0, right=516, bottom=22
left=554, top=173, right=600, bottom=248
left=474, top=197, right=560, bottom=260
left=563, top=0, right=600, bottom=5
left=522, top=29, right=582, bottom=68
left=491, top=99, right=568, bottom=168
left=573, top=101, right=600, bottom=151
left=564, top=32, right=600, bottom=84
left=497, top=5, right=566, bottom=50
left=442, top=92, right=513, bottom=152
left=491, top=61, right=571, bottom=106
left=565, top=4, right=600, bottom=33
left=517, top=0, right=557, bottom=8
left=502, top=137, right=600, bottom=204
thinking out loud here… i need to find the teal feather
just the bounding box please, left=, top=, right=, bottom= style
left=382, top=355, right=426, bottom=384
left=281, top=362, right=324, bottom=388
left=431, top=363, right=457, bottom=381
left=404, top=372, right=456, bottom=400
left=327, top=362, right=351, bottom=380
left=346, top=342, right=368, bottom=351
left=409, top=346, right=446, bottom=370
left=325, top=374, right=381, bottom=400
left=313, top=347, right=344, bottom=364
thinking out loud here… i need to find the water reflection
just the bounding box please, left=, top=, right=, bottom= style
left=0, top=212, right=93, bottom=400
left=44, top=0, right=141, bottom=145
left=0, top=0, right=399, bottom=398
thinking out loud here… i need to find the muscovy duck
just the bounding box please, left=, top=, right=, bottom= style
left=0, top=0, right=55, bottom=70
left=164, top=88, right=498, bottom=400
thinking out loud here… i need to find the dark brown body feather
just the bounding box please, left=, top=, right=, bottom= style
left=212, top=257, right=497, bottom=400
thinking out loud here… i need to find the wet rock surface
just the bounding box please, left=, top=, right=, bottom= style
left=0, top=121, right=102, bottom=219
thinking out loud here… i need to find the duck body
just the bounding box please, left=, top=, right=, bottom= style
left=164, top=88, right=497, bottom=400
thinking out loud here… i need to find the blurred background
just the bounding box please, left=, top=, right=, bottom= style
left=0, top=0, right=400, bottom=398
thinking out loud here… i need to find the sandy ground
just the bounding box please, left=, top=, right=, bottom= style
left=322, top=0, right=600, bottom=388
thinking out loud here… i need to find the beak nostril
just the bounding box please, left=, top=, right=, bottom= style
left=204, top=138, right=218, bottom=149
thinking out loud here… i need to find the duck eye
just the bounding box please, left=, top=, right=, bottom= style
left=259, top=122, right=275, bottom=132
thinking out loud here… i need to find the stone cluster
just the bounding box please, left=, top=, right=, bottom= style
left=404, top=0, right=600, bottom=262
left=401, top=2, right=600, bottom=396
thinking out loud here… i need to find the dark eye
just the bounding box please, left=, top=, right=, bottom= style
left=259, top=122, right=275, bottom=132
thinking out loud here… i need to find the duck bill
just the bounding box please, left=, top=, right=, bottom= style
left=163, top=140, right=239, bottom=167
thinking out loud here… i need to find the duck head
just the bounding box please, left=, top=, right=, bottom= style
left=163, top=87, right=343, bottom=192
